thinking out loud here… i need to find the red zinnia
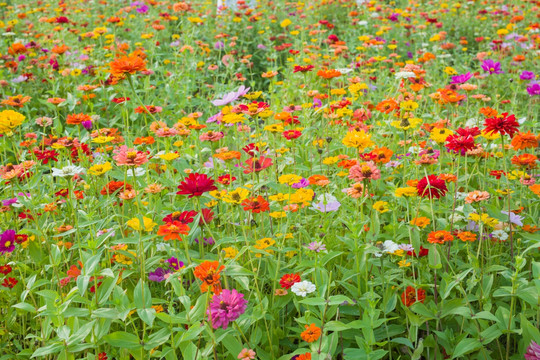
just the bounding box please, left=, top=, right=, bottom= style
left=279, top=273, right=301, bottom=289
left=163, top=210, right=198, bottom=224
left=0, top=264, right=12, bottom=275
left=199, top=208, right=215, bottom=225
left=416, top=175, right=448, bottom=199
left=283, top=130, right=302, bottom=140
left=241, top=156, right=273, bottom=174
left=217, top=174, right=236, bottom=185
left=1, top=277, right=18, bottom=289
left=483, top=112, right=519, bottom=138
left=176, top=173, right=217, bottom=198
left=401, top=286, right=426, bottom=307
left=293, top=65, right=315, bottom=73
left=445, top=133, right=475, bottom=155
left=241, top=196, right=270, bottom=213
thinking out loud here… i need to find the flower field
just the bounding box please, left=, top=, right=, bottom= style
left=1, top=0, right=540, bottom=359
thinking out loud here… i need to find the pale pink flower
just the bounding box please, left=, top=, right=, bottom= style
left=113, top=145, right=148, bottom=166
left=238, top=348, right=256, bottom=360
left=464, top=190, right=490, bottom=204
left=36, top=117, right=53, bottom=127
left=155, top=127, right=179, bottom=137
left=348, top=161, right=380, bottom=182
left=199, top=131, right=224, bottom=142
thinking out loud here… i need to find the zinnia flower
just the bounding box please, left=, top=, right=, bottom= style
left=301, top=323, right=321, bottom=343
left=207, top=289, right=247, bottom=329
left=194, top=261, right=224, bottom=294
left=525, top=341, right=540, bottom=360
left=0, top=230, right=16, bottom=254
left=416, top=175, right=448, bottom=199
left=401, top=286, right=426, bottom=307
left=483, top=113, right=519, bottom=138
left=280, top=273, right=301, bottom=289
left=291, top=280, right=316, bottom=297
left=109, top=54, right=147, bottom=77
left=176, top=173, right=217, bottom=198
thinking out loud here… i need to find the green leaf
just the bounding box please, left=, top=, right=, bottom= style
left=428, top=245, right=442, bottom=269
left=12, top=302, right=37, bottom=313
left=299, top=297, right=326, bottom=306
left=137, top=308, right=156, bottom=327
left=104, top=331, right=142, bottom=349
left=133, top=280, right=152, bottom=309
left=451, top=338, right=482, bottom=359
left=31, top=343, right=64, bottom=358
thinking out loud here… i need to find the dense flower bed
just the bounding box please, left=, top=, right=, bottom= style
left=0, top=0, right=539, bottom=359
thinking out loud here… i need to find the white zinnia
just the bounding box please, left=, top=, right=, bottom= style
left=395, top=71, right=415, bottom=80
left=51, top=165, right=85, bottom=177
left=291, top=280, right=316, bottom=297
left=382, top=240, right=400, bottom=254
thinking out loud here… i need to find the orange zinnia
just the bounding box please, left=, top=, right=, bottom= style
left=66, top=113, right=92, bottom=125
left=301, top=323, right=321, bottom=343
left=1, top=95, right=31, bottom=108
left=157, top=221, right=190, bottom=241
left=193, top=261, right=225, bottom=294
left=375, top=99, right=398, bottom=114
left=511, top=154, right=538, bottom=169
left=511, top=132, right=538, bottom=150
left=109, top=54, right=147, bottom=77
left=457, top=231, right=477, bottom=242
left=316, top=69, right=341, bottom=79
left=370, top=146, right=393, bottom=164
left=427, top=230, right=454, bottom=244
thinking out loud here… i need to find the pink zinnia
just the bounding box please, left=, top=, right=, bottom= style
left=207, top=289, right=247, bottom=329
left=113, top=146, right=148, bottom=166
left=348, top=161, right=380, bottom=182
left=238, top=348, right=256, bottom=360
left=525, top=341, right=540, bottom=360
left=155, top=127, right=179, bottom=137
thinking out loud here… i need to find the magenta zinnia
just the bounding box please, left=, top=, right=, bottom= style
left=207, top=288, right=247, bottom=329
left=416, top=175, right=448, bottom=199
left=0, top=230, right=16, bottom=254
left=176, top=173, right=217, bottom=198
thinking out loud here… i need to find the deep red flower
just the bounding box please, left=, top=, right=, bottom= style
left=163, top=210, right=197, bottom=224
left=489, top=170, right=505, bottom=179
left=293, top=65, right=315, bottom=73
left=242, top=196, right=270, bottom=213
left=280, top=273, right=301, bottom=289
left=416, top=175, right=448, bottom=199
left=484, top=112, right=520, bottom=138
left=0, top=264, right=12, bottom=275
left=199, top=208, right=215, bottom=225
left=401, top=286, right=426, bottom=307
left=445, top=133, right=475, bottom=155
left=242, top=143, right=260, bottom=157
left=1, top=277, right=18, bottom=289
left=455, top=126, right=481, bottom=137
left=176, top=173, right=217, bottom=198
left=406, top=246, right=429, bottom=258
left=33, top=148, right=59, bottom=164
